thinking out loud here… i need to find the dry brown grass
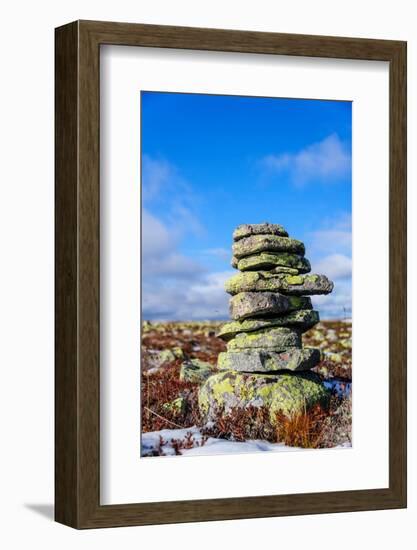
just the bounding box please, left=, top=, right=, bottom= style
left=202, top=395, right=351, bottom=449
left=141, top=361, right=204, bottom=432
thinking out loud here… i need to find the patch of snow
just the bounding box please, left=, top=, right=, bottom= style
left=141, top=426, right=351, bottom=457
left=335, top=441, right=352, bottom=449
left=141, top=426, right=300, bottom=457
left=181, top=437, right=300, bottom=456
left=141, top=427, right=205, bottom=457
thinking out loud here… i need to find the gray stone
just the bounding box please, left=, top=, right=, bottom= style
left=233, top=223, right=288, bottom=241
left=225, top=271, right=334, bottom=296
left=268, top=266, right=299, bottom=274
left=227, top=326, right=302, bottom=351
left=146, top=348, right=183, bottom=370
left=233, top=234, right=305, bottom=259
left=236, top=252, right=311, bottom=273
left=198, top=370, right=330, bottom=420
left=179, top=359, right=216, bottom=383
left=217, top=347, right=322, bottom=372
left=229, top=292, right=312, bottom=321
left=216, top=310, right=320, bottom=340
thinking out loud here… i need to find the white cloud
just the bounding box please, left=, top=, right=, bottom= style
left=141, top=205, right=231, bottom=319
left=142, top=271, right=233, bottom=321
left=312, top=280, right=352, bottom=320
left=311, top=255, right=352, bottom=319
left=307, top=213, right=352, bottom=257
left=310, top=230, right=352, bottom=255
left=141, top=157, right=229, bottom=319
left=142, top=209, right=172, bottom=257
left=304, top=213, right=352, bottom=320
left=142, top=209, right=205, bottom=280
left=313, top=253, right=352, bottom=280
left=183, top=272, right=232, bottom=319
left=142, top=155, right=172, bottom=201
left=262, top=133, right=351, bottom=186
left=168, top=202, right=205, bottom=238
left=142, top=155, right=204, bottom=238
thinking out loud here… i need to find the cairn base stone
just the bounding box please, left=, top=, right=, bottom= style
left=198, top=370, right=330, bottom=420
left=217, top=347, right=321, bottom=373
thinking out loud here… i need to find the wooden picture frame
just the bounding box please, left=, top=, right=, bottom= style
left=55, top=20, right=407, bottom=528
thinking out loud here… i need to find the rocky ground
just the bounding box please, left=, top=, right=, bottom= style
left=141, top=320, right=352, bottom=456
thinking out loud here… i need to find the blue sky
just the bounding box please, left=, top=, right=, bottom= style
left=141, top=91, right=352, bottom=320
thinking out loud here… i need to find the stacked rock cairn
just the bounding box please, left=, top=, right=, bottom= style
left=199, top=223, right=335, bottom=421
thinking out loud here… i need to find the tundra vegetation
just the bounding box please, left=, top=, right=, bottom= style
left=141, top=223, right=351, bottom=457
left=141, top=319, right=352, bottom=456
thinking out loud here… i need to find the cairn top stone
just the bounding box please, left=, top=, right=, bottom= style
left=225, top=271, right=334, bottom=296
left=216, top=309, right=319, bottom=340
left=217, top=347, right=321, bottom=373
left=233, top=234, right=305, bottom=259
left=229, top=292, right=312, bottom=321
left=233, top=223, right=288, bottom=241
left=235, top=252, right=311, bottom=273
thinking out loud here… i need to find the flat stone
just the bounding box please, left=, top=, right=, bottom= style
left=269, top=266, right=299, bottom=274
left=229, top=292, right=312, bottom=321
left=227, top=326, right=302, bottom=351
left=233, top=235, right=305, bottom=259
left=225, top=271, right=334, bottom=296
left=216, top=310, right=320, bottom=340
left=179, top=359, right=216, bottom=383
left=217, top=347, right=322, bottom=372
left=231, top=254, right=299, bottom=273
left=236, top=252, right=311, bottom=273
left=233, top=223, right=288, bottom=241
left=198, top=370, right=330, bottom=420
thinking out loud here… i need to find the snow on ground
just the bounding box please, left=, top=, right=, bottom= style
left=141, top=426, right=351, bottom=457
left=180, top=437, right=300, bottom=456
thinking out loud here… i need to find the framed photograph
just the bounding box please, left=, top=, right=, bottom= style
left=55, top=20, right=406, bottom=528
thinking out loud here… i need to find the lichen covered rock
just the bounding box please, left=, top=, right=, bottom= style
left=229, top=292, right=312, bottom=321
left=199, top=370, right=330, bottom=420
left=233, top=223, right=289, bottom=241
left=217, top=347, right=321, bottom=372
left=236, top=252, right=311, bottom=273
left=216, top=310, right=319, bottom=340
left=200, top=222, right=335, bottom=427
left=233, top=234, right=305, bottom=259
left=226, top=326, right=302, bottom=351
left=146, top=347, right=184, bottom=370
left=179, top=358, right=216, bottom=383
left=225, top=271, right=334, bottom=296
